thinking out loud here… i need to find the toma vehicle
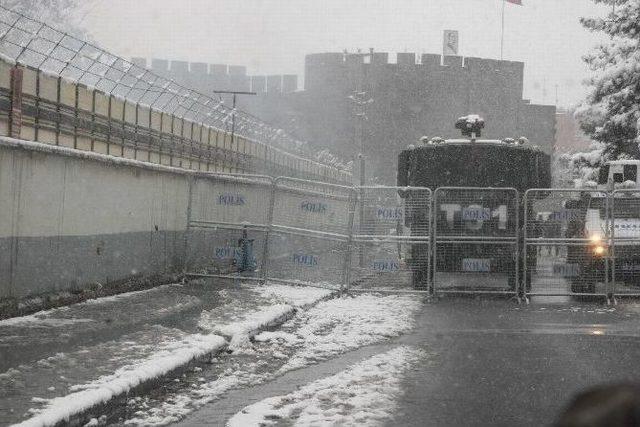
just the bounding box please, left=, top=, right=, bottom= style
left=566, top=160, right=640, bottom=293
left=397, top=125, right=551, bottom=291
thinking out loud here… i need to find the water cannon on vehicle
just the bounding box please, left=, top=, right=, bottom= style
left=455, top=114, right=485, bottom=142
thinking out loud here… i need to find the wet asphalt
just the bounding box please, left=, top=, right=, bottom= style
left=174, top=295, right=640, bottom=427
left=388, top=297, right=640, bottom=427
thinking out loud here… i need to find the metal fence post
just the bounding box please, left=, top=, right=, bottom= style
left=432, top=188, right=440, bottom=295
left=608, top=190, right=615, bottom=302
left=9, top=66, right=23, bottom=139
left=514, top=190, right=521, bottom=302
left=358, top=182, right=365, bottom=267
left=182, top=174, right=194, bottom=282
left=522, top=190, right=530, bottom=303
left=260, top=177, right=277, bottom=285
left=342, top=188, right=357, bottom=294
left=429, top=189, right=435, bottom=296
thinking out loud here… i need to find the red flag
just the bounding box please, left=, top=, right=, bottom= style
left=506, top=0, right=522, bottom=4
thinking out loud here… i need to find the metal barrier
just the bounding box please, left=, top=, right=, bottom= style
left=523, top=189, right=610, bottom=299
left=184, top=177, right=640, bottom=302
left=610, top=189, right=640, bottom=298
left=433, top=187, right=519, bottom=296
left=264, top=177, right=355, bottom=291
left=349, top=186, right=432, bottom=293
left=185, top=173, right=274, bottom=282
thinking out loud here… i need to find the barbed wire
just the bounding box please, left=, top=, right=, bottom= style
left=0, top=5, right=311, bottom=156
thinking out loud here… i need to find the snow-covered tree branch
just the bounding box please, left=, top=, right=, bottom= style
left=577, top=0, right=640, bottom=160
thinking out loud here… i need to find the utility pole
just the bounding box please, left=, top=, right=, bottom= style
left=346, top=48, right=374, bottom=267
left=347, top=48, right=374, bottom=186
left=213, top=90, right=257, bottom=146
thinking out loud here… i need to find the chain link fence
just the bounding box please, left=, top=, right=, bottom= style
left=524, top=189, right=610, bottom=299
left=349, top=186, right=431, bottom=293
left=185, top=173, right=274, bottom=281
left=184, top=177, right=640, bottom=300
left=265, top=177, right=355, bottom=290
left=0, top=5, right=351, bottom=183
left=0, top=6, right=290, bottom=145
left=610, top=189, right=640, bottom=298
left=433, top=187, right=520, bottom=296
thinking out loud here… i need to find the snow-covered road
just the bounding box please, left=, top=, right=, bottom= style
left=124, top=292, right=423, bottom=425
left=0, top=281, right=342, bottom=426
left=228, top=346, right=425, bottom=426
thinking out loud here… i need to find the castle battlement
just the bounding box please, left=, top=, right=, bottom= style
left=131, top=57, right=298, bottom=94
left=305, top=52, right=523, bottom=73
left=304, top=51, right=525, bottom=99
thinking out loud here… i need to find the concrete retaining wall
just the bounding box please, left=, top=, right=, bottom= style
left=0, top=137, right=193, bottom=299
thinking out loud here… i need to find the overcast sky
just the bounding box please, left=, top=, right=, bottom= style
left=83, top=0, right=610, bottom=108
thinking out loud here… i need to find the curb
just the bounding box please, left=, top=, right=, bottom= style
left=44, top=285, right=341, bottom=427
left=0, top=273, right=181, bottom=321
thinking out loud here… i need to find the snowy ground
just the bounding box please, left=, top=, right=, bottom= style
left=122, top=293, right=423, bottom=425
left=0, top=281, right=335, bottom=427
left=228, top=346, right=425, bottom=426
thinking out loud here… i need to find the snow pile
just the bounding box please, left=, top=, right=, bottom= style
left=253, top=330, right=300, bottom=345
left=457, top=114, right=483, bottom=125
left=123, top=365, right=267, bottom=426
left=253, top=283, right=334, bottom=308
left=228, top=346, right=424, bottom=427
left=198, top=283, right=334, bottom=351
left=201, top=304, right=294, bottom=351
left=15, top=334, right=226, bottom=427
left=616, top=180, right=638, bottom=189
left=314, top=149, right=353, bottom=172
left=276, top=294, right=421, bottom=371
left=117, top=293, right=422, bottom=426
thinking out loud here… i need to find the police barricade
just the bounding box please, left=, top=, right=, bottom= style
left=610, top=189, right=640, bottom=298
left=433, top=187, right=519, bottom=296
left=349, top=186, right=431, bottom=293
left=185, top=173, right=274, bottom=281
left=523, top=189, right=609, bottom=299
left=265, top=177, right=356, bottom=290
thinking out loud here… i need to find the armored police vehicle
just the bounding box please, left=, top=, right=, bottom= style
left=397, top=116, right=551, bottom=290
left=566, top=160, right=640, bottom=293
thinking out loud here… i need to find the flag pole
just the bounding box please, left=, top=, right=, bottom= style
left=500, top=0, right=506, bottom=60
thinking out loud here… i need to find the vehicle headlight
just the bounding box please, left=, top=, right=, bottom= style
left=590, top=234, right=602, bottom=244
left=593, top=245, right=606, bottom=256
